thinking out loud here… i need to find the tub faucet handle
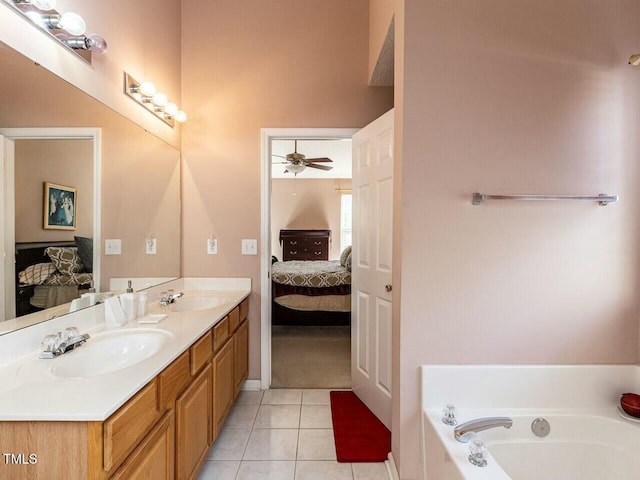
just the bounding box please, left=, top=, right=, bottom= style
left=468, top=435, right=488, bottom=467
left=442, top=404, right=458, bottom=426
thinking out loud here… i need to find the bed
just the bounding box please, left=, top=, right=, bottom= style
left=271, top=256, right=352, bottom=326
left=15, top=240, right=93, bottom=317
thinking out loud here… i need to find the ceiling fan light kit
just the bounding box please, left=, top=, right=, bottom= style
left=273, top=140, right=334, bottom=175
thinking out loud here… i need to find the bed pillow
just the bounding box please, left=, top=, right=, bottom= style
left=345, top=251, right=352, bottom=271
left=340, top=246, right=352, bottom=267
left=45, top=246, right=84, bottom=274
left=18, top=262, right=57, bottom=285
left=74, top=236, right=93, bottom=273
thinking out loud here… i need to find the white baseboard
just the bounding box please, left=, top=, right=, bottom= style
left=241, top=380, right=262, bottom=391
left=386, top=452, right=399, bottom=480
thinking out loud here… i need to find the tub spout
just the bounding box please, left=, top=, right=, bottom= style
left=454, top=417, right=513, bottom=443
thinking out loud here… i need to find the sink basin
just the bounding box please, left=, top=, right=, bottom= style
left=170, top=294, right=230, bottom=312
left=50, top=329, right=172, bottom=379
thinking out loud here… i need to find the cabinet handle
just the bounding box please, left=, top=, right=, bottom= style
left=314, top=241, right=322, bottom=245
left=289, top=241, right=297, bottom=245
left=385, top=284, right=392, bottom=292
left=289, top=251, right=297, bottom=255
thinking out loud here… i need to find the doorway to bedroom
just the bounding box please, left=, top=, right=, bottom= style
left=264, top=130, right=355, bottom=389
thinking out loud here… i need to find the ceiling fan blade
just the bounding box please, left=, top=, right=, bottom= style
left=272, top=154, right=287, bottom=159
left=273, top=161, right=290, bottom=164
left=306, top=163, right=333, bottom=171
left=304, top=157, right=333, bottom=163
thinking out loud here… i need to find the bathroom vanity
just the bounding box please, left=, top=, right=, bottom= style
left=0, top=279, right=251, bottom=480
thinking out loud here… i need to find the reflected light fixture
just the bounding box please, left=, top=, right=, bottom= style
left=124, top=72, right=187, bottom=127
left=7, top=0, right=107, bottom=62
left=629, top=53, right=640, bottom=66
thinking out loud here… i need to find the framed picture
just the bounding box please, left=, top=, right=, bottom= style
left=44, top=182, right=77, bottom=230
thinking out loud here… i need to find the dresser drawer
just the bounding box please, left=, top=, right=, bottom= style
left=104, top=379, right=159, bottom=471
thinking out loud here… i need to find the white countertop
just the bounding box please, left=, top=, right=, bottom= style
left=0, top=284, right=250, bottom=421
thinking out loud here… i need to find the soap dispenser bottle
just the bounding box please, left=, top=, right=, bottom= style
left=121, top=280, right=137, bottom=322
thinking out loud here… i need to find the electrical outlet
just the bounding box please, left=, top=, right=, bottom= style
left=105, top=239, right=122, bottom=255
left=241, top=239, right=258, bottom=255
left=146, top=238, right=157, bottom=254
left=207, top=238, right=218, bottom=255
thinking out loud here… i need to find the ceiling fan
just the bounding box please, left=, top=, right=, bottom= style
left=273, top=140, right=333, bottom=174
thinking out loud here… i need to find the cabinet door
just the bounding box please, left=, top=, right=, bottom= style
left=176, top=363, right=212, bottom=480
left=233, top=320, right=249, bottom=399
left=212, top=340, right=234, bottom=437
left=110, top=411, right=175, bottom=480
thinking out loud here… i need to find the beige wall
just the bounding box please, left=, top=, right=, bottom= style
left=0, top=0, right=182, bottom=147
left=369, top=0, right=394, bottom=81
left=15, top=139, right=93, bottom=243
left=181, top=0, right=394, bottom=379
left=0, top=44, right=181, bottom=290
left=394, top=1, right=640, bottom=478
left=271, top=179, right=352, bottom=261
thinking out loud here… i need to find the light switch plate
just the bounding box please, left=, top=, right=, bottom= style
left=146, top=238, right=157, bottom=254
left=241, top=239, right=257, bottom=255
left=105, top=239, right=121, bottom=255
left=207, top=238, right=217, bottom=255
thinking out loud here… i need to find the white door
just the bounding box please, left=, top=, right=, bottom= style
left=351, top=109, right=394, bottom=428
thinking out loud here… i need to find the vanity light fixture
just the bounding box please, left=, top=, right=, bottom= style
left=6, top=0, right=107, bottom=62
left=629, top=53, right=640, bottom=66
left=124, top=72, right=187, bottom=127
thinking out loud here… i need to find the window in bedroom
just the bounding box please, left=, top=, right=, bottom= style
left=340, top=194, right=352, bottom=252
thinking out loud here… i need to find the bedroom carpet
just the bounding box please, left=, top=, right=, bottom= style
left=271, top=326, right=351, bottom=388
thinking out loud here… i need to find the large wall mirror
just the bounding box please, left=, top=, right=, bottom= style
left=0, top=41, right=181, bottom=334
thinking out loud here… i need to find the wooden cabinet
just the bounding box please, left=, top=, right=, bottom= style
left=212, top=340, right=234, bottom=438
left=0, top=297, right=250, bottom=480
left=233, top=320, right=249, bottom=399
left=110, top=411, right=174, bottom=480
left=103, top=379, right=160, bottom=472
left=279, top=229, right=331, bottom=261
left=176, top=364, right=212, bottom=480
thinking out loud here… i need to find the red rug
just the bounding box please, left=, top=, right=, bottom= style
left=329, top=391, right=391, bottom=462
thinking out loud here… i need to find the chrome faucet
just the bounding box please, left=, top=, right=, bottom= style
left=159, top=291, right=184, bottom=306
left=39, top=327, right=90, bottom=359
left=453, top=417, right=513, bottom=443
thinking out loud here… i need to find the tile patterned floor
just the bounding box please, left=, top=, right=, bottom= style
left=197, top=389, right=389, bottom=480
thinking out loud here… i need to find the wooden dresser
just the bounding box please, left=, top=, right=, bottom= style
left=279, top=229, right=331, bottom=261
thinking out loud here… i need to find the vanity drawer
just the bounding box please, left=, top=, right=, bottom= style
left=191, top=330, right=213, bottom=375
left=239, top=298, right=249, bottom=323
left=228, top=306, right=240, bottom=334
left=104, top=379, right=159, bottom=471
left=158, top=351, right=191, bottom=410
left=213, top=316, right=229, bottom=352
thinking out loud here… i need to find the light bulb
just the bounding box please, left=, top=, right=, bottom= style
left=25, top=10, right=46, bottom=28
left=164, top=103, right=178, bottom=116
left=86, top=34, right=107, bottom=54
left=139, top=81, right=156, bottom=97
left=174, top=111, right=187, bottom=123
left=32, top=0, right=56, bottom=10
left=58, top=12, right=86, bottom=35
left=152, top=92, right=168, bottom=107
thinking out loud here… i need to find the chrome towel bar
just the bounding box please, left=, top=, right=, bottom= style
left=472, top=193, right=618, bottom=206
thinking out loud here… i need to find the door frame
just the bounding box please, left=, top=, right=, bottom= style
left=259, top=127, right=358, bottom=389
left=0, top=127, right=102, bottom=322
